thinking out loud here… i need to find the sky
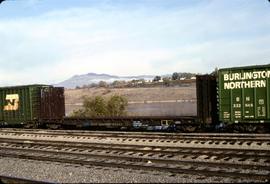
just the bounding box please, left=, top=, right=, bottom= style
left=0, top=0, right=269, bottom=86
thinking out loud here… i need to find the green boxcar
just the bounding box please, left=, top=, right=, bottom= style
left=218, top=64, right=270, bottom=123
left=0, top=84, right=52, bottom=125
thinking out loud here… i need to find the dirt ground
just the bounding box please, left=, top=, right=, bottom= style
left=65, top=83, right=197, bottom=116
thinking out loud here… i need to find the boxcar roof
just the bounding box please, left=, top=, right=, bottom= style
left=0, top=84, right=52, bottom=89
left=219, top=63, right=270, bottom=71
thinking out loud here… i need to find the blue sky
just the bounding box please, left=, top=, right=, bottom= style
left=0, top=0, right=269, bottom=85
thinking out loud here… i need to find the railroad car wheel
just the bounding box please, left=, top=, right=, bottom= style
left=233, top=124, right=258, bottom=133
left=46, top=124, right=61, bottom=129
left=182, top=125, right=197, bottom=132
left=23, top=122, right=39, bottom=129
left=242, top=124, right=256, bottom=133
left=255, top=124, right=270, bottom=133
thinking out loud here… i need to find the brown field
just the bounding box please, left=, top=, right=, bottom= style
left=65, top=83, right=197, bottom=116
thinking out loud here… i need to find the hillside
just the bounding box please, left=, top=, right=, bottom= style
left=56, top=72, right=198, bottom=89
left=65, top=83, right=197, bottom=116
left=56, top=73, right=155, bottom=89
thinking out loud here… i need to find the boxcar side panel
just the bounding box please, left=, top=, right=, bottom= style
left=196, top=75, right=218, bottom=124
left=0, top=87, right=32, bottom=123
left=218, top=64, right=270, bottom=123
left=0, top=85, right=51, bottom=124
left=40, top=87, right=65, bottom=119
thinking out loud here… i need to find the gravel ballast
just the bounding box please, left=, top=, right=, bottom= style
left=0, top=157, right=264, bottom=183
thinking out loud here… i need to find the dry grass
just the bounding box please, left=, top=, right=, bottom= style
left=65, top=83, right=197, bottom=116
left=65, top=85, right=196, bottom=103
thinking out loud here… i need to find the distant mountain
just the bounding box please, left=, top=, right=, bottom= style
left=55, top=73, right=156, bottom=89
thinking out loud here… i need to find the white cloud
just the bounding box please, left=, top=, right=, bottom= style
left=0, top=0, right=269, bottom=86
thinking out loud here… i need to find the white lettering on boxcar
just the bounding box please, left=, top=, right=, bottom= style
left=223, top=70, right=270, bottom=82
left=4, top=94, right=19, bottom=111
left=224, top=80, right=266, bottom=89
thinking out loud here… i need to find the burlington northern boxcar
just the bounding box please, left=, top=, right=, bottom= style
left=217, top=64, right=270, bottom=132
left=0, top=84, right=65, bottom=127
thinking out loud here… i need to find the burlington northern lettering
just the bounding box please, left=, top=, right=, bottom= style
left=223, top=70, right=269, bottom=89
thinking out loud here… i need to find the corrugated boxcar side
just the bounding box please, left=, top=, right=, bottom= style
left=196, top=75, right=218, bottom=124
left=218, top=64, right=270, bottom=123
left=0, top=85, right=45, bottom=124
left=40, top=87, right=65, bottom=119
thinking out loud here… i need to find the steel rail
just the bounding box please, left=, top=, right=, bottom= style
left=0, top=175, right=56, bottom=184
left=0, top=148, right=268, bottom=181
left=2, top=145, right=270, bottom=170
left=0, top=138, right=270, bottom=161
left=2, top=128, right=270, bottom=138
left=1, top=130, right=270, bottom=142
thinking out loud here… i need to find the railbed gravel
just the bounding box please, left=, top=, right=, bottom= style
left=0, top=157, right=266, bottom=183
left=1, top=132, right=269, bottom=151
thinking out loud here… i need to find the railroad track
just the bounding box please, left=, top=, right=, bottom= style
left=0, top=130, right=269, bottom=182
left=0, top=138, right=270, bottom=161
left=0, top=175, right=55, bottom=184
left=0, top=128, right=269, bottom=150
left=2, top=128, right=270, bottom=138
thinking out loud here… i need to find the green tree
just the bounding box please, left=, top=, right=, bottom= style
left=70, top=109, right=86, bottom=117
left=112, top=80, right=127, bottom=88
left=162, top=77, right=171, bottom=86
left=98, top=81, right=108, bottom=88
left=83, top=96, right=107, bottom=117
left=107, top=95, right=128, bottom=116
left=153, top=76, right=161, bottom=82
left=70, top=95, right=128, bottom=117
left=172, top=72, right=179, bottom=80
